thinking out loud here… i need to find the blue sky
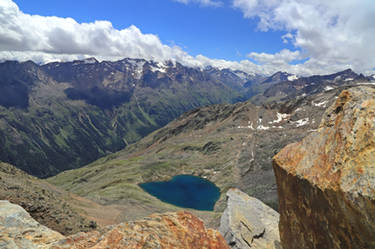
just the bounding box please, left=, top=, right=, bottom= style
left=1, top=0, right=375, bottom=75
left=12, top=0, right=292, bottom=61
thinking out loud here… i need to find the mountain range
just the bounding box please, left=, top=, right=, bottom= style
left=0, top=58, right=373, bottom=180
left=1, top=57, right=375, bottom=248
left=0, top=58, right=258, bottom=177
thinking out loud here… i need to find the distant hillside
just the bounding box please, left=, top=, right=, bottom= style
left=49, top=85, right=360, bottom=225
left=0, top=57, right=372, bottom=178
left=252, top=68, right=373, bottom=104
left=0, top=58, right=261, bottom=177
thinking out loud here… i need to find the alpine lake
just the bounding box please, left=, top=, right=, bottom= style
left=139, top=175, right=220, bottom=211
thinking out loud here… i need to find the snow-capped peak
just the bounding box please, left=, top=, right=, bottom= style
left=82, top=57, right=98, bottom=64
left=287, top=74, right=298, bottom=81
left=150, top=61, right=168, bottom=73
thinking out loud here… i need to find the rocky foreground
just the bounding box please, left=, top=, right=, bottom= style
left=273, top=86, right=375, bottom=249
left=0, top=200, right=229, bottom=249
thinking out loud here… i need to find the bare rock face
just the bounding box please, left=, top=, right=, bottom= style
left=219, top=188, right=281, bottom=249
left=273, top=86, right=375, bottom=249
left=52, top=210, right=229, bottom=249
left=0, top=200, right=64, bottom=249
left=0, top=201, right=229, bottom=249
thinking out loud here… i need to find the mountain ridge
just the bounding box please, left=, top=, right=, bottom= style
left=0, top=58, right=258, bottom=177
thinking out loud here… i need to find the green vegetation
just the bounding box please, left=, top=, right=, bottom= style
left=0, top=62, right=243, bottom=178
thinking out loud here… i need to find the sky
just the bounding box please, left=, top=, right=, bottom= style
left=0, top=0, right=374, bottom=76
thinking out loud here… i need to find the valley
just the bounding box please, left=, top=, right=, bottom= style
left=0, top=57, right=374, bottom=247
left=0, top=59, right=257, bottom=177
left=48, top=82, right=353, bottom=227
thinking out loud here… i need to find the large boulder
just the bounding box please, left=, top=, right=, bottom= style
left=273, top=86, right=375, bottom=249
left=0, top=200, right=229, bottom=249
left=52, top=210, right=229, bottom=249
left=0, top=200, right=64, bottom=249
left=219, top=188, right=281, bottom=249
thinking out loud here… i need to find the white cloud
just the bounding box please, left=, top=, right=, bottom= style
left=248, top=49, right=301, bottom=65
left=233, top=0, right=375, bottom=75
left=0, top=0, right=258, bottom=72
left=173, top=0, right=222, bottom=7
left=0, top=0, right=190, bottom=62
left=0, top=0, right=374, bottom=76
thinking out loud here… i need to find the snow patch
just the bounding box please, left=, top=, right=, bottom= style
left=313, top=100, right=328, bottom=107
left=324, top=86, right=334, bottom=91
left=83, top=58, right=97, bottom=64
left=234, top=71, right=248, bottom=80
left=150, top=61, right=168, bottom=73
left=344, top=78, right=353, bottom=81
left=257, top=124, right=270, bottom=130
left=293, top=118, right=309, bottom=127
left=269, top=112, right=290, bottom=124
left=358, top=82, right=375, bottom=85
left=127, top=60, right=145, bottom=79
left=237, top=123, right=254, bottom=130
left=288, top=74, right=298, bottom=81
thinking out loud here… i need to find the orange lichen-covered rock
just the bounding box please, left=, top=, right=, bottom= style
left=273, top=86, right=375, bottom=249
left=52, top=211, right=229, bottom=249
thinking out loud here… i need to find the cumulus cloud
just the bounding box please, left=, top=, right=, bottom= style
left=173, top=0, right=222, bottom=7
left=233, top=0, right=375, bottom=75
left=0, top=0, right=190, bottom=62
left=0, top=0, right=266, bottom=74
left=0, top=0, right=374, bottom=76
left=248, top=49, right=302, bottom=65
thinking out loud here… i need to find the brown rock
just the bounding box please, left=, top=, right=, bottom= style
left=1, top=201, right=229, bottom=249
left=273, top=86, right=375, bottom=249
left=52, top=211, right=229, bottom=249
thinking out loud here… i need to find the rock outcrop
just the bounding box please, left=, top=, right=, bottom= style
left=0, top=162, right=96, bottom=235
left=0, top=200, right=64, bottom=248
left=53, top=211, right=229, bottom=249
left=1, top=200, right=229, bottom=249
left=273, top=86, right=375, bottom=249
left=219, top=188, right=281, bottom=249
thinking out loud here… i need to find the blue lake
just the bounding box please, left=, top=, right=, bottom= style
left=139, top=175, right=220, bottom=211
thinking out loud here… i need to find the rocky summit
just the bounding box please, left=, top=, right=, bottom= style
left=273, top=86, right=375, bottom=249
left=219, top=188, right=281, bottom=249
left=0, top=200, right=64, bottom=249
left=0, top=200, right=229, bottom=249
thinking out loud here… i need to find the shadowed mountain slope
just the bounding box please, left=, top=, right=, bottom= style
left=0, top=59, right=260, bottom=177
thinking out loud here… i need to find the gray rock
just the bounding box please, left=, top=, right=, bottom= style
left=0, top=200, right=64, bottom=249
left=219, top=189, right=281, bottom=249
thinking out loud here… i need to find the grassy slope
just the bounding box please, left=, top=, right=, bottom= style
left=49, top=89, right=338, bottom=227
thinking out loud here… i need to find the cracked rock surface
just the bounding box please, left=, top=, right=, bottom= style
left=1, top=200, right=229, bottom=249
left=273, top=86, right=375, bottom=249
left=219, top=188, right=281, bottom=249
